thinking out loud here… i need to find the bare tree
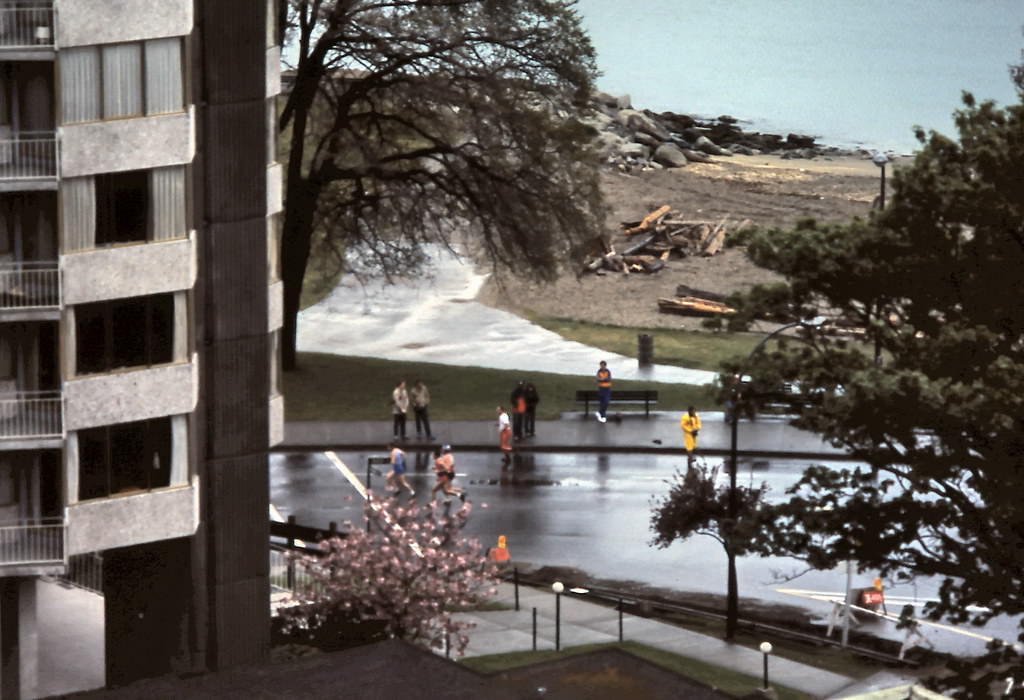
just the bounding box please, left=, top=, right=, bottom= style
left=279, top=0, right=605, bottom=368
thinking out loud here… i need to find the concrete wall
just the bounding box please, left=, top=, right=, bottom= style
left=57, top=0, right=193, bottom=48
left=62, top=237, right=196, bottom=305
left=267, top=279, right=283, bottom=333
left=269, top=394, right=284, bottom=447
left=66, top=484, right=197, bottom=554
left=267, top=163, right=283, bottom=215
left=64, top=358, right=197, bottom=430
left=60, top=109, right=194, bottom=178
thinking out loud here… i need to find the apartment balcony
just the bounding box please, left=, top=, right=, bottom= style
left=0, top=261, right=60, bottom=319
left=0, top=517, right=66, bottom=574
left=0, top=1, right=54, bottom=53
left=0, top=130, right=58, bottom=189
left=0, top=389, right=62, bottom=442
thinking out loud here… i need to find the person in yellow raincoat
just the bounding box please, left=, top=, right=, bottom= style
left=680, top=406, right=701, bottom=462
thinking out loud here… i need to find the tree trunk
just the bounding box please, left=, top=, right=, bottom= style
left=280, top=179, right=318, bottom=370
left=725, top=548, right=738, bottom=640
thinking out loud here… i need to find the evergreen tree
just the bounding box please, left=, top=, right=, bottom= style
left=726, top=91, right=1024, bottom=694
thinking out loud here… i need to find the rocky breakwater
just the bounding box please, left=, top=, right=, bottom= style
left=586, top=91, right=861, bottom=172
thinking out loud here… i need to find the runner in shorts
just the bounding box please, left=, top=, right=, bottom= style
left=431, top=444, right=465, bottom=503
left=385, top=442, right=415, bottom=497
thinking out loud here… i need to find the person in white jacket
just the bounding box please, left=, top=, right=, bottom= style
left=391, top=380, right=409, bottom=439
left=496, top=405, right=512, bottom=466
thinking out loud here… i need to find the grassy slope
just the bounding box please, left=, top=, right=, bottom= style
left=284, top=352, right=717, bottom=422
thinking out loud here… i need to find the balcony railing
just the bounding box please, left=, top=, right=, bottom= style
left=0, top=2, right=54, bottom=49
left=0, top=389, right=62, bottom=439
left=0, top=261, right=59, bottom=310
left=0, top=131, right=57, bottom=180
left=0, top=518, right=65, bottom=567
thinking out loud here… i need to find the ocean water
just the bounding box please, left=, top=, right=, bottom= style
left=574, top=0, right=1022, bottom=153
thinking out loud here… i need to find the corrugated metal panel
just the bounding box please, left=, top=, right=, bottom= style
left=206, top=336, right=270, bottom=458
left=145, top=38, right=184, bottom=116
left=201, top=0, right=266, bottom=105
left=206, top=218, right=268, bottom=339
left=204, top=102, right=266, bottom=222
left=207, top=453, right=269, bottom=584
left=101, top=43, right=143, bottom=118
left=211, top=577, right=270, bottom=667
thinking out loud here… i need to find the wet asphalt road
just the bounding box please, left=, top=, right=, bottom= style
left=270, top=449, right=1018, bottom=656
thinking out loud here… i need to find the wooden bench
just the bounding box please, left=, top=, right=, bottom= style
left=575, top=389, right=659, bottom=416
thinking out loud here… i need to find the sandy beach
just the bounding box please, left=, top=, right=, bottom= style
left=480, top=152, right=908, bottom=329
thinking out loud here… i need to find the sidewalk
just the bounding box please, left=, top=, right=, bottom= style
left=281, top=411, right=852, bottom=461
left=454, top=582, right=857, bottom=698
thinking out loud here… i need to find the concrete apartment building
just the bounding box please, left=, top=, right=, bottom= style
left=0, top=0, right=282, bottom=696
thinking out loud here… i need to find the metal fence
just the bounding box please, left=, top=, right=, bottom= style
left=0, top=2, right=53, bottom=48
left=60, top=552, right=103, bottom=595
left=0, top=518, right=64, bottom=566
left=0, top=132, right=58, bottom=179
left=0, top=390, right=63, bottom=439
left=0, top=261, right=60, bottom=310
left=270, top=545, right=324, bottom=601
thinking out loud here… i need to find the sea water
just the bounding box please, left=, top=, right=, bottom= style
left=574, top=0, right=1022, bottom=153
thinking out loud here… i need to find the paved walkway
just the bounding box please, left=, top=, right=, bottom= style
left=454, top=582, right=857, bottom=698
left=296, top=245, right=717, bottom=385
left=282, top=412, right=851, bottom=460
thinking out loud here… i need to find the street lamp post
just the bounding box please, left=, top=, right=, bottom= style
left=872, top=152, right=889, bottom=209
left=759, top=641, right=773, bottom=689
left=726, top=317, right=827, bottom=639
left=552, top=581, right=564, bottom=651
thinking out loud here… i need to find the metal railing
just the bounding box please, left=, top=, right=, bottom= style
left=0, top=389, right=62, bottom=439
left=0, top=261, right=59, bottom=310
left=0, top=131, right=58, bottom=180
left=0, top=517, right=65, bottom=566
left=60, top=552, right=103, bottom=594
left=0, top=2, right=54, bottom=48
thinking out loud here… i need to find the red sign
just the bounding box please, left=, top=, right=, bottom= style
left=861, top=589, right=885, bottom=606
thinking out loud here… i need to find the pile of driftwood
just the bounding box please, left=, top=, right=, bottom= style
left=583, top=205, right=751, bottom=275
left=658, top=284, right=737, bottom=317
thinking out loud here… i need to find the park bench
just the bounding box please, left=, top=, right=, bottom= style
left=575, top=389, right=659, bottom=417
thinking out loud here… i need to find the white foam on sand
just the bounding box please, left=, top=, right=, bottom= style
left=296, top=247, right=717, bottom=385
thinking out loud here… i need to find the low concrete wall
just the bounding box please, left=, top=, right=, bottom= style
left=66, top=484, right=197, bottom=554
left=62, top=237, right=195, bottom=305
left=60, top=110, right=194, bottom=178
left=64, top=359, right=197, bottom=431
left=57, top=0, right=192, bottom=48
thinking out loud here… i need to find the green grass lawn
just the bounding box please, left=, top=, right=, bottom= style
left=460, top=641, right=816, bottom=700
left=526, top=315, right=763, bottom=371
left=284, top=353, right=718, bottom=422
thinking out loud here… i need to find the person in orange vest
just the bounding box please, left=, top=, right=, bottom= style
left=496, top=405, right=512, bottom=465
left=680, top=406, right=701, bottom=462
left=595, top=360, right=612, bottom=423
left=510, top=381, right=527, bottom=440
left=489, top=535, right=511, bottom=563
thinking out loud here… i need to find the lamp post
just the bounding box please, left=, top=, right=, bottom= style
left=552, top=581, right=564, bottom=651
left=872, top=152, right=889, bottom=209
left=726, top=317, right=827, bottom=639
left=759, top=641, right=773, bottom=689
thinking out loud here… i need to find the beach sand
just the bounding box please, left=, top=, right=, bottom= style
left=480, top=153, right=910, bottom=330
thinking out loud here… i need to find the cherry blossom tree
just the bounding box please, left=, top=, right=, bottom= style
left=280, top=494, right=500, bottom=654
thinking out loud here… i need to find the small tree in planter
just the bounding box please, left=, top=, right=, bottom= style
left=280, top=495, right=500, bottom=655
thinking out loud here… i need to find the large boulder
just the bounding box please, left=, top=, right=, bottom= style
left=620, top=142, right=650, bottom=160
left=653, top=143, right=689, bottom=168
left=633, top=131, right=662, bottom=148
left=581, top=110, right=616, bottom=132
left=593, top=131, right=629, bottom=159
left=617, top=109, right=671, bottom=141
left=786, top=133, right=816, bottom=149
left=681, top=148, right=713, bottom=164
left=694, top=135, right=726, bottom=156
left=592, top=91, right=619, bottom=108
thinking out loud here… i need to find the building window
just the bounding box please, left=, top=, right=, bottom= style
left=75, top=293, right=174, bottom=376
left=78, top=418, right=171, bottom=500
left=95, top=170, right=148, bottom=245
left=61, top=38, right=184, bottom=125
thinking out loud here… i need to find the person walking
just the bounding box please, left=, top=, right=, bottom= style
left=391, top=380, right=409, bottom=440
left=385, top=442, right=414, bottom=497
left=524, top=382, right=540, bottom=437
left=680, top=406, right=701, bottom=462
left=595, top=360, right=612, bottom=423
left=510, top=381, right=527, bottom=440
left=496, top=405, right=512, bottom=465
left=431, top=444, right=466, bottom=503
left=410, top=379, right=434, bottom=440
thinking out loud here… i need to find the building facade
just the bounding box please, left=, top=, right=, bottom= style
left=0, top=0, right=282, bottom=695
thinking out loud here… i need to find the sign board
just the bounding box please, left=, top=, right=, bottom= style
left=861, top=589, right=885, bottom=606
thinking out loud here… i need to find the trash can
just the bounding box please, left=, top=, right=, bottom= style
left=638, top=333, right=654, bottom=367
